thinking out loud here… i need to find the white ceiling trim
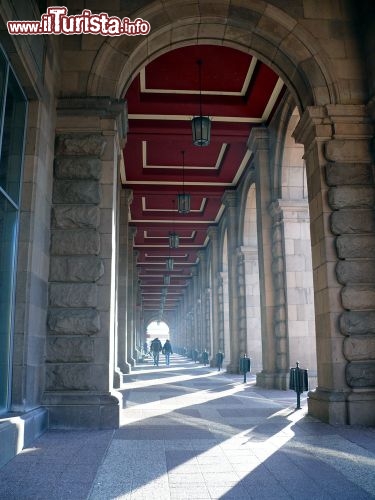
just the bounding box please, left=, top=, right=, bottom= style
left=141, top=196, right=206, bottom=213
left=139, top=57, right=257, bottom=96
left=143, top=230, right=197, bottom=240
left=127, top=180, right=234, bottom=187
left=129, top=113, right=263, bottom=123
left=131, top=218, right=216, bottom=224
left=142, top=141, right=227, bottom=170
left=232, top=150, right=251, bottom=185
left=261, top=77, right=284, bottom=121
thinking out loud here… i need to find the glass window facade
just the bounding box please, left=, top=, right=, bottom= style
left=0, top=46, right=27, bottom=413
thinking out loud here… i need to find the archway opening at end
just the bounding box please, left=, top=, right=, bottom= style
left=147, top=320, right=170, bottom=343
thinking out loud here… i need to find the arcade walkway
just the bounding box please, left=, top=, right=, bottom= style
left=1, top=355, right=375, bottom=499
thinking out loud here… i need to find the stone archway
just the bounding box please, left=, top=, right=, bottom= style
left=242, top=184, right=262, bottom=374
left=57, top=1, right=375, bottom=425
left=85, top=3, right=337, bottom=109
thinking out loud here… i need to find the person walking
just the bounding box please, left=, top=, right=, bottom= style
left=162, top=339, right=173, bottom=366
left=192, top=349, right=198, bottom=363
left=216, top=351, right=224, bottom=371
left=143, top=341, right=148, bottom=355
left=202, top=349, right=209, bottom=366
left=150, top=337, right=162, bottom=366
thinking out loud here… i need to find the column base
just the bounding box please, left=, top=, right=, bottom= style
left=113, top=368, right=124, bottom=389
left=209, top=358, right=217, bottom=368
left=42, top=391, right=122, bottom=429
left=347, top=391, right=375, bottom=426
left=0, top=408, right=47, bottom=468
left=226, top=364, right=240, bottom=374
left=119, top=360, right=131, bottom=374
left=307, top=388, right=349, bottom=425
left=256, top=370, right=289, bottom=389
left=127, top=357, right=136, bottom=367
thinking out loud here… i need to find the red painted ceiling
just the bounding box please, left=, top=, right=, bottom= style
left=123, top=45, right=284, bottom=317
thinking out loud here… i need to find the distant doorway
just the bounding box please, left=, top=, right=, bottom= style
left=147, top=321, right=170, bottom=343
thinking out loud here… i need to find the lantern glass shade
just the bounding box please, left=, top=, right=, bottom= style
left=177, top=193, right=191, bottom=214
left=192, top=115, right=211, bottom=146
left=164, top=275, right=171, bottom=285
left=169, top=232, right=179, bottom=248
left=166, top=257, right=174, bottom=270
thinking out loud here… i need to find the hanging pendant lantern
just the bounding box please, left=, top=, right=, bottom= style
left=192, top=115, right=211, bottom=147
left=191, top=59, right=211, bottom=147
left=169, top=231, right=179, bottom=248
left=166, top=257, right=174, bottom=271
left=177, top=193, right=191, bottom=214
left=177, top=150, right=190, bottom=214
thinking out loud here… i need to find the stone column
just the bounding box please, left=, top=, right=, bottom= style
left=271, top=199, right=317, bottom=387
left=222, top=191, right=244, bottom=372
left=132, top=253, right=140, bottom=360
left=191, top=267, right=199, bottom=351
left=117, top=189, right=132, bottom=375
left=236, top=247, right=247, bottom=359
left=196, top=297, right=202, bottom=352
left=220, top=271, right=230, bottom=365
left=208, top=227, right=221, bottom=364
left=126, top=230, right=136, bottom=366
left=134, top=274, right=142, bottom=360
left=198, top=250, right=209, bottom=350
left=182, top=293, right=189, bottom=351
left=44, top=97, right=126, bottom=428
left=248, top=128, right=277, bottom=388
left=206, top=287, right=212, bottom=355
left=268, top=202, right=289, bottom=388
left=184, top=285, right=193, bottom=356
left=294, top=104, right=375, bottom=425
left=217, top=273, right=225, bottom=355
left=241, top=246, right=262, bottom=374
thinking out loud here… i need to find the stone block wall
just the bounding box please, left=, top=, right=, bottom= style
left=47, top=138, right=104, bottom=392
left=329, top=158, right=375, bottom=424
left=242, top=247, right=262, bottom=373
left=43, top=126, right=122, bottom=429
left=280, top=200, right=316, bottom=384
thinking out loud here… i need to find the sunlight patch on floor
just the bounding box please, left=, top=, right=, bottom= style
left=122, top=365, right=220, bottom=389
left=121, top=379, right=248, bottom=426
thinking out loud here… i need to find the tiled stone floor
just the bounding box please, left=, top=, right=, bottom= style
left=1, top=355, right=375, bottom=499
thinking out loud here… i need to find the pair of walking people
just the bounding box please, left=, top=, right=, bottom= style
left=150, top=338, right=173, bottom=366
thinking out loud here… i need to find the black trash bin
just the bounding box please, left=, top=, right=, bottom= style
left=289, top=362, right=308, bottom=408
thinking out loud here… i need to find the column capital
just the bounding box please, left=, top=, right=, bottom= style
left=128, top=226, right=137, bottom=241
left=368, top=96, right=375, bottom=121
left=123, top=188, right=133, bottom=205
left=236, top=247, right=245, bottom=264
left=240, top=245, right=258, bottom=260
left=220, top=271, right=228, bottom=284
left=292, top=106, right=331, bottom=147
left=57, top=96, right=128, bottom=140
left=269, top=199, right=310, bottom=221
left=222, top=190, right=237, bottom=208
left=247, top=126, right=269, bottom=153
left=293, top=104, right=372, bottom=163
left=207, top=225, right=219, bottom=241
left=197, top=249, right=206, bottom=263
left=191, top=266, right=198, bottom=277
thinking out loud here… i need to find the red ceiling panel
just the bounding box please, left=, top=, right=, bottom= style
left=123, top=44, right=284, bottom=315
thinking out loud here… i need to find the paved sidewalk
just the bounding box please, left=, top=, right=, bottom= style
left=1, top=355, right=375, bottom=499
